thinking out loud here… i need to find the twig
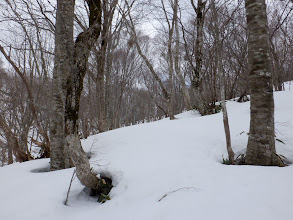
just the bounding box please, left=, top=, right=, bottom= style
left=64, top=169, right=76, bottom=205
left=158, top=187, right=198, bottom=202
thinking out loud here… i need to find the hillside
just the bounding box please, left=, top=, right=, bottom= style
left=0, top=82, right=292, bottom=220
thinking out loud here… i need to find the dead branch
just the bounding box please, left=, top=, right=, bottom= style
left=158, top=187, right=198, bottom=202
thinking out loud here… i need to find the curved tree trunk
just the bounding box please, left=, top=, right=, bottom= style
left=245, top=0, right=281, bottom=166
left=64, top=0, right=107, bottom=189
left=51, top=0, right=109, bottom=192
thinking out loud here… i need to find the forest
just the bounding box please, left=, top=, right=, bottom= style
left=0, top=1, right=293, bottom=219
left=0, top=0, right=293, bottom=220
left=1, top=0, right=292, bottom=164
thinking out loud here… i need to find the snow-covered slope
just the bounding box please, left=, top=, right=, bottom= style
left=1, top=82, right=293, bottom=220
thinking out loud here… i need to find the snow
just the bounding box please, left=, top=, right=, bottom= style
left=1, top=82, right=293, bottom=220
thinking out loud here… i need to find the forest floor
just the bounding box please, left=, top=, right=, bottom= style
left=0, top=82, right=293, bottom=220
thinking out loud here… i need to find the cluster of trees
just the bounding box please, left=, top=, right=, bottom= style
left=0, top=0, right=292, bottom=190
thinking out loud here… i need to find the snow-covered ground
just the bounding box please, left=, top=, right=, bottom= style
left=1, top=82, right=293, bottom=220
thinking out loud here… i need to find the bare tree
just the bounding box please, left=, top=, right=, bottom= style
left=0, top=0, right=54, bottom=164
left=95, top=0, right=118, bottom=132
left=174, top=2, right=192, bottom=110
left=122, top=2, right=174, bottom=119
left=211, top=0, right=234, bottom=164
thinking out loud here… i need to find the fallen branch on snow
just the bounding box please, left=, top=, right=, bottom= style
left=158, top=187, right=199, bottom=202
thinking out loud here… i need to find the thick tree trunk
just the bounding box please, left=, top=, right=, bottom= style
left=52, top=0, right=111, bottom=194
left=66, top=134, right=100, bottom=189
left=64, top=0, right=108, bottom=189
left=245, top=0, right=281, bottom=166
left=50, top=0, right=75, bottom=171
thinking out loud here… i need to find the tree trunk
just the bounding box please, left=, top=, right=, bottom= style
left=174, top=0, right=192, bottom=111
left=50, top=0, right=75, bottom=171
left=163, top=0, right=177, bottom=120
left=211, top=0, right=234, bottom=164
left=105, top=32, right=114, bottom=130
left=96, top=1, right=117, bottom=132
left=190, top=0, right=207, bottom=115
left=245, top=0, right=281, bottom=166
left=270, top=40, right=284, bottom=91
left=8, top=147, right=13, bottom=165
left=52, top=0, right=111, bottom=194
left=95, top=36, right=107, bottom=132
left=64, top=0, right=108, bottom=190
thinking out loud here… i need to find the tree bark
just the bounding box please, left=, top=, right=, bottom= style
left=51, top=0, right=111, bottom=193
left=64, top=0, right=105, bottom=189
left=189, top=0, right=207, bottom=115
left=245, top=0, right=281, bottom=166
left=50, top=0, right=75, bottom=171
